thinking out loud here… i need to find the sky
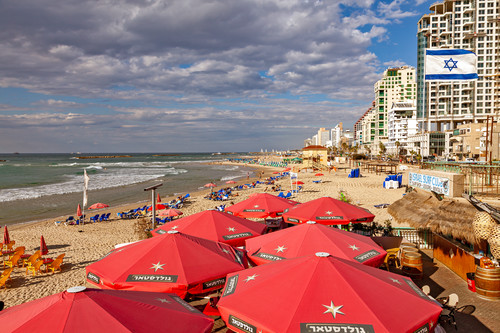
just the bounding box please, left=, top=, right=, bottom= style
left=0, top=0, right=432, bottom=153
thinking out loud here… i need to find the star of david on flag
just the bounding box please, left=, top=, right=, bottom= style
left=425, top=49, right=478, bottom=81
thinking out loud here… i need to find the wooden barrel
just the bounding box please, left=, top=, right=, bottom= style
left=475, top=266, right=500, bottom=301
left=402, top=252, right=423, bottom=279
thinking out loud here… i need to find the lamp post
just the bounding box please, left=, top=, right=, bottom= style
left=144, top=183, right=163, bottom=230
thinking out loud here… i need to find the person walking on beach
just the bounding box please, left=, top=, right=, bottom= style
left=247, top=172, right=249, bottom=180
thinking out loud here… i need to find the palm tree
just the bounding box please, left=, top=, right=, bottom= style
left=395, top=141, right=401, bottom=157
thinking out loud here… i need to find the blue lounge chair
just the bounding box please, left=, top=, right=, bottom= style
left=90, top=214, right=100, bottom=223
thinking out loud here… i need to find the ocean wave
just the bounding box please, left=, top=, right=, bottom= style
left=220, top=175, right=243, bottom=181
left=211, top=164, right=239, bottom=171
left=0, top=167, right=186, bottom=202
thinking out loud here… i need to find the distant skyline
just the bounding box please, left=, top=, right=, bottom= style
left=0, top=0, right=431, bottom=153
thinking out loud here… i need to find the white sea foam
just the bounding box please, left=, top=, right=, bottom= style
left=0, top=167, right=187, bottom=202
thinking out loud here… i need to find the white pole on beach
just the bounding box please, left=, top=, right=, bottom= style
left=144, top=183, right=162, bottom=230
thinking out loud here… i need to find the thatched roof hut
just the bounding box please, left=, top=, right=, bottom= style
left=388, top=190, right=479, bottom=244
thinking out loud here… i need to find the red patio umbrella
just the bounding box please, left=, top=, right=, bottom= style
left=315, top=173, right=324, bottom=176
left=217, top=253, right=442, bottom=333
left=204, top=183, right=216, bottom=188
left=157, top=193, right=162, bottom=203
left=272, top=171, right=281, bottom=174
left=152, top=210, right=266, bottom=247
left=157, top=209, right=183, bottom=217
left=86, top=231, right=248, bottom=299
left=76, top=204, right=82, bottom=217
left=246, top=221, right=386, bottom=267
left=225, top=193, right=299, bottom=219
left=282, top=196, right=375, bottom=225
left=147, top=204, right=168, bottom=211
left=3, top=225, right=10, bottom=244
left=283, top=167, right=291, bottom=171
left=88, top=203, right=110, bottom=210
left=40, top=235, right=49, bottom=255
left=292, top=181, right=304, bottom=185
left=0, top=286, right=214, bottom=333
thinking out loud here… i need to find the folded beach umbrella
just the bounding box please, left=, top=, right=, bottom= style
left=76, top=204, right=82, bottom=217
left=225, top=193, right=299, bottom=219
left=283, top=196, right=375, bottom=225
left=88, top=202, right=110, bottom=210
left=40, top=235, right=49, bottom=255
left=3, top=225, right=10, bottom=244
left=152, top=210, right=266, bottom=247
left=86, top=231, right=248, bottom=299
left=246, top=221, right=386, bottom=267
left=217, top=253, right=442, bottom=333
left=157, top=193, right=162, bottom=203
left=0, top=286, right=214, bottom=333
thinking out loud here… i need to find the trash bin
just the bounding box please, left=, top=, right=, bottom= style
left=467, top=272, right=476, bottom=292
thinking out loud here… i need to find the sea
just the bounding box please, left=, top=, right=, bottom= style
left=0, top=153, right=255, bottom=226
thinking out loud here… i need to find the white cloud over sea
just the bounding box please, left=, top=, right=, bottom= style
left=0, top=0, right=430, bottom=152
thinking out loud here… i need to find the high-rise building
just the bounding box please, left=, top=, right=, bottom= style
left=364, top=66, right=416, bottom=153
left=317, top=128, right=330, bottom=147
left=417, top=0, right=500, bottom=131
left=387, top=101, right=419, bottom=155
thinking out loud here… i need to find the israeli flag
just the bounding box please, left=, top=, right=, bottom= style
left=425, top=49, right=478, bottom=81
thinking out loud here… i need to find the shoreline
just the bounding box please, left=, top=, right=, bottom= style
left=2, top=161, right=408, bottom=310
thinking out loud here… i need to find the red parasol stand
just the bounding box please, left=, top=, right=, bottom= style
left=3, top=225, right=11, bottom=245
left=218, top=253, right=442, bottom=333
left=40, top=235, right=49, bottom=255
left=245, top=221, right=386, bottom=267
left=86, top=231, right=248, bottom=299
left=0, top=286, right=214, bottom=332
left=282, top=196, right=375, bottom=225
left=225, top=193, right=299, bottom=219
left=152, top=210, right=266, bottom=247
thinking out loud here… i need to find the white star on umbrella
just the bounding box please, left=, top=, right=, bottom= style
left=227, top=227, right=236, bottom=232
left=389, top=277, right=402, bottom=285
left=156, top=298, right=171, bottom=303
left=171, top=225, right=178, bottom=230
left=325, top=211, right=333, bottom=215
left=150, top=261, right=165, bottom=272
left=222, top=248, right=231, bottom=254
left=245, top=274, right=258, bottom=282
left=323, top=301, right=345, bottom=319
left=349, top=244, right=360, bottom=251
left=254, top=205, right=260, bottom=208
left=275, top=245, right=287, bottom=253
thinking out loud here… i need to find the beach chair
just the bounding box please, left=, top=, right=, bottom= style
left=4, top=252, right=22, bottom=269
left=90, top=214, right=100, bottom=223
left=23, top=250, right=41, bottom=268
left=46, top=254, right=65, bottom=274
left=9, top=246, right=25, bottom=260
left=26, top=259, right=44, bottom=276
left=5, top=241, right=16, bottom=251
left=0, top=268, right=13, bottom=290
left=65, top=216, right=75, bottom=223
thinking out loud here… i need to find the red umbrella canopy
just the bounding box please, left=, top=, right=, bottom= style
left=217, top=254, right=442, bottom=333
left=158, top=209, right=183, bottom=217
left=152, top=210, right=266, bottom=247
left=245, top=222, right=386, bottom=267
left=292, top=181, right=304, bottom=185
left=283, top=196, right=375, bottom=225
left=86, top=231, right=248, bottom=299
left=315, top=173, right=324, bottom=176
left=40, top=235, right=49, bottom=255
left=204, top=183, right=216, bottom=188
left=225, top=180, right=237, bottom=184
left=283, top=168, right=291, bottom=171
left=0, top=286, right=214, bottom=333
left=77, top=204, right=82, bottom=217
left=88, top=203, right=110, bottom=210
left=225, top=193, right=299, bottom=219
left=3, top=225, right=10, bottom=244
left=147, top=204, right=168, bottom=211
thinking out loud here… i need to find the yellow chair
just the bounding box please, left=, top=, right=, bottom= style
left=4, top=253, right=21, bottom=269
left=0, top=269, right=13, bottom=290
left=23, top=250, right=41, bottom=268
left=46, top=254, right=65, bottom=274
left=26, top=259, right=44, bottom=276
left=10, top=246, right=25, bottom=259
left=383, top=248, right=400, bottom=270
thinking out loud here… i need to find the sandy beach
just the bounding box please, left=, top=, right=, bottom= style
left=2, top=161, right=410, bottom=309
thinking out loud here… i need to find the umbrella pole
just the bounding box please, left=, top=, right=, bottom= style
left=152, top=189, right=156, bottom=230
